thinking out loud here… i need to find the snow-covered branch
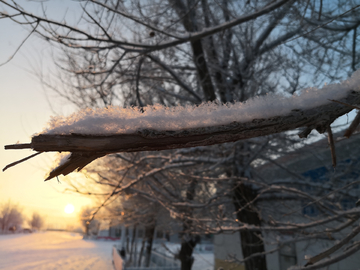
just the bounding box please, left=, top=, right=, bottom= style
left=4, top=73, right=360, bottom=180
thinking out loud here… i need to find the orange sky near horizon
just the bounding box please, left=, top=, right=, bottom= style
left=0, top=1, right=95, bottom=229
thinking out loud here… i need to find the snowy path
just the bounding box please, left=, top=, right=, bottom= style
left=0, top=231, right=115, bottom=270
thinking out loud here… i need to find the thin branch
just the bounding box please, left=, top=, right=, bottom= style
left=254, top=0, right=294, bottom=54
left=329, top=99, right=360, bottom=110
left=327, top=125, right=336, bottom=167
left=155, top=86, right=199, bottom=103
left=352, top=27, right=357, bottom=71
left=147, top=54, right=202, bottom=102
left=0, top=20, right=39, bottom=66
left=87, top=163, right=132, bottom=223
left=300, top=0, right=311, bottom=25
left=303, top=223, right=360, bottom=268
left=318, top=0, right=322, bottom=21
left=5, top=143, right=31, bottom=150
left=135, top=57, right=145, bottom=107
left=89, top=0, right=181, bottom=40
left=344, top=110, right=360, bottom=138
left=2, top=152, right=42, bottom=172
left=0, top=0, right=293, bottom=53
left=286, top=4, right=360, bottom=44
left=82, top=7, right=112, bottom=40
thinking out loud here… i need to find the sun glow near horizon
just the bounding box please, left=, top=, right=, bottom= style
left=64, top=204, right=75, bottom=214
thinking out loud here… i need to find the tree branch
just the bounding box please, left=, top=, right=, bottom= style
left=4, top=90, right=360, bottom=180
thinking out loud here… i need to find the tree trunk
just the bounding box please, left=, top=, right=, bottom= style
left=178, top=179, right=199, bottom=270
left=233, top=183, right=267, bottom=270
left=85, top=222, right=89, bottom=236
left=178, top=235, right=200, bottom=270
left=169, top=0, right=216, bottom=102
left=129, top=225, right=137, bottom=265
left=138, top=237, right=145, bottom=267
left=144, top=224, right=155, bottom=267
left=190, top=40, right=216, bottom=101
left=232, top=143, right=267, bottom=270
left=126, top=227, right=130, bottom=253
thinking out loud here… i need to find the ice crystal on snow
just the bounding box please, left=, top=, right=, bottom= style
left=41, top=69, right=360, bottom=135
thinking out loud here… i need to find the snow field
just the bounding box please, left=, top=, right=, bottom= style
left=0, top=232, right=213, bottom=270
left=0, top=231, right=114, bottom=270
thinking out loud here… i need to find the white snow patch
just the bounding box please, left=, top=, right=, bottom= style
left=40, top=69, right=360, bottom=135
left=153, top=243, right=214, bottom=270
left=0, top=231, right=115, bottom=270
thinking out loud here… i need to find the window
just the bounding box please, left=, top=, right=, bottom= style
left=302, top=205, right=318, bottom=217
left=341, top=199, right=355, bottom=210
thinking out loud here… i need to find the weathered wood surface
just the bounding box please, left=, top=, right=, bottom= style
left=4, top=90, right=360, bottom=180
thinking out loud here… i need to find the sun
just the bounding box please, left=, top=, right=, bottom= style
left=64, top=204, right=75, bottom=214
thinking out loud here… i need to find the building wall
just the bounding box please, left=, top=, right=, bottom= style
left=214, top=232, right=244, bottom=269
left=214, top=134, right=360, bottom=269
left=214, top=231, right=282, bottom=270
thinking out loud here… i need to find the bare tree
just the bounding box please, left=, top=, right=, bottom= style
left=79, top=206, right=100, bottom=236
left=0, top=201, right=23, bottom=233
left=30, top=212, right=44, bottom=231
left=2, top=0, right=360, bottom=269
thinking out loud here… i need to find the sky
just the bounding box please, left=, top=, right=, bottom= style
left=0, top=1, right=94, bottom=229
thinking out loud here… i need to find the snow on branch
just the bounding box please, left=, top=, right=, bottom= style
left=4, top=69, right=360, bottom=180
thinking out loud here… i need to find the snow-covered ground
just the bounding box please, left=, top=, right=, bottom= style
left=0, top=231, right=115, bottom=270
left=0, top=231, right=214, bottom=270
left=192, top=252, right=213, bottom=270
left=153, top=242, right=214, bottom=270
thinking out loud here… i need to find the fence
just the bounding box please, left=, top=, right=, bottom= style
left=149, top=250, right=180, bottom=269
left=112, top=246, right=180, bottom=270
left=112, top=246, right=124, bottom=270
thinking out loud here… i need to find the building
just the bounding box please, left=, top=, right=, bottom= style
left=214, top=131, right=360, bottom=270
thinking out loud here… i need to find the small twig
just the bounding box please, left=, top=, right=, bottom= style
left=328, top=99, right=360, bottom=110
left=344, top=110, right=360, bottom=138
left=352, top=27, right=357, bottom=72
left=2, top=152, right=42, bottom=172
left=328, top=99, right=360, bottom=138
left=5, top=143, right=32, bottom=150
left=135, top=57, right=145, bottom=108
left=286, top=4, right=360, bottom=45
left=327, top=125, right=336, bottom=168
left=300, top=0, right=311, bottom=25
left=318, top=0, right=322, bottom=20
left=160, top=243, right=177, bottom=256
left=0, top=20, right=39, bottom=67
